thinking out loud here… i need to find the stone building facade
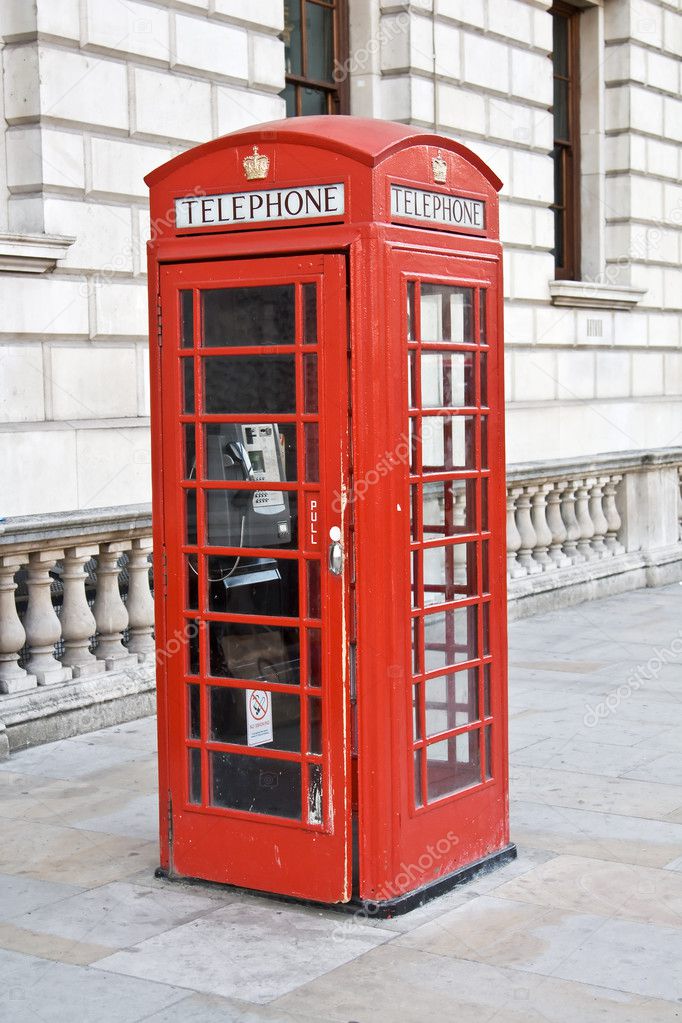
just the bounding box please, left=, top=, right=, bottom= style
left=0, top=0, right=680, bottom=752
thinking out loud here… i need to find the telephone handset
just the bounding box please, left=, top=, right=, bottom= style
left=206, top=423, right=292, bottom=549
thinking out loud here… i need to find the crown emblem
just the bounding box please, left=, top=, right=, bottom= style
left=243, top=146, right=269, bottom=181
left=432, top=153, right=447, bottom=184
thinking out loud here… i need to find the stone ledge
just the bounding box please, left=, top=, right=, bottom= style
left=0, top=661, right=156, bottom=758
left=0, top=232, right=75, bottom=274
left=549, top=280, right=646, bottom=310
left=508, top=544, right=682, bottom=620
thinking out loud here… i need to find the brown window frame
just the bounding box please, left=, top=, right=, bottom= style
left=283, top=0, right=350, bottom=116
left=551, top=2, right=581, bottom=280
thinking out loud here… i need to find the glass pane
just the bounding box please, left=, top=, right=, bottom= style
left=207, top=556, right=298, bottom=618
left=424, top=669, right=479, bottom=737
left=423, top=479, right=476, bottom=539
left=284, top=0, right=302, bottom=74
left=420, top=285, right=474, bottom=343
left=303, top=283, right=317, bottom=343
left=209, top=622, right=300, bottom=685
left=185, top=555, right=198, bottom=611
left=479, top=290, right=487, bottom=344
left=188, top=747, right=202, bottom=804
left=481, top=417, right=488, bottom=470
left=409, top=416, right=419, bottom=473
left=426, top=730, right=481, bottom=800
left=306, top=1, right=333, bottom=81
left=185, top=489, right=197, bottom=545
left=483, top=663, right=491, bottom=717
left=204, top=356, right=296, bottom=414
left=481, top=478, right=488, bottom=532
left=210, top=751, right=301, bottom=819
left=183, top=358, right=194, bottom=414
left=408, top=351, right=417, bottom=409
left=183, top=423, right=196, bottom=479
left=283, top=81, right=297, bottom=117
left=414, top=749, right=423, bottom=807
left=188, top=684, right=201, bottom=739
left=554, top=76, right=569, bottom=141
left=423, top=542, right=477, bottom=604
left=306, top=628, right=322, bottom=687
left=188, top=619, right=200, bottom=675
left=424, top=605, right=478, bottom=671
left=412, top=683, right=422, bottom=740
left=307, top=696, right=322, bottom=753
left=412, top=617, right=421, bottom=674
left=202, top=286, right=294, bottom=347
left=206, top=489, right=296, bottom=548
left=421, top=352, right=475, bottom=408
left=480, top=352, right=488, bottom=408
left=204, top=423, right=296, bottom=483
left=407, top=281, right=416, bottom=341
left=307, top=559, right=321, bottom=618
left=303, top=355, right=318, bottom=412
left=482, top=541, right=489, bottom=595
left=553, top=13, right=568, bottom=77
left=483, top=602, right=490, bottom=657
left=485, top=724, right=493, bottom=779
left=411, top=551, right=420, bottom=610
left=422, top=416, right=476, bottom=471
left=301, top=87, right=328, bottom=115
left=180, top=290, right=193, bottom=348
left=304, top=422, right=319, bottom=482
left=209, top=686, right=300, bottom=751
left=308, top=762, right=323, bottom=824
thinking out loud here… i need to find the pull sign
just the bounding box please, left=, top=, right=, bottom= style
left=391, top=183, right=485, bottom=231
left=175, top=183, right=345, bottom=229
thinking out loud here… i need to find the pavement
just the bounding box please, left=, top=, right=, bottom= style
left=1, top=584, right=682, bottom=1022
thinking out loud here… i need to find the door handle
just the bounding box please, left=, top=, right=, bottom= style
left=328, top=540, right=343, bottom=576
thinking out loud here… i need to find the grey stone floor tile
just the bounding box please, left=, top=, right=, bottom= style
left=94, top=900, right=396, bottom=1004
left=75, top=717, right=158, bottom=753
left=0, top=738, right=149, bottom=781
left=624, top=751, right=682, bottom=786
left=69, top=793, right=159, bottom=841
left=0, top=947, right=186, bottom=1023
left=138, top=991, right=328, bottom=1023
left=494, top=853, right=682, bottom=928
left=0, top=872, right=84, bottom=922
left=272, top=941, right=682, bottom=1023
left=510, top=763, right=682, bottom=819
left=12, top=880, right=218, bottom=949
left=511, top=799, right=682, bottom=868
left=551, top=917, right=682, bottom=1002
left=511, top=737, right=662, bottom=778
left=0, top=818, right=158, bottom=886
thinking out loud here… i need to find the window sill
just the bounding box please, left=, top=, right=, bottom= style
left=549, top=280, right=646, bottom=311
left=0, top=232, right=75, bottom=274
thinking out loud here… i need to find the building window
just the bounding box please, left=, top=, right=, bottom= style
left=551, top=2, right=581, bottom=280
left=283, top=0, right=349, bottom=116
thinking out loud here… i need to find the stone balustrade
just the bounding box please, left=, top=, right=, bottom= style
left=0, top=505, right=155, bottom=758
left=506, top=449, right=682, bottom=617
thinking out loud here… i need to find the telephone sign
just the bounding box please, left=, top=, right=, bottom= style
left=147, top=116, right=513, bottom=915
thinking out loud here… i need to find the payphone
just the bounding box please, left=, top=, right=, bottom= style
left=147, top=116, right=513, bottom=914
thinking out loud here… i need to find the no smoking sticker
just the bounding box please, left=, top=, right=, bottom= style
left=246, top=689, right=273, bottom=747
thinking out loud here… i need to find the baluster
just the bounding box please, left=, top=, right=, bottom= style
left=23, top=550, right=72, bottom=685
left=589, top=476, right=610, bottom=558
left=0, top=555, right=37, bottom=693
left=126, top=538, right=155, bottom=661
left=575, top=478, right=598, bottom=561
left=92, top=542, right=138, bottom=669
left=530, top=484, right=556, bottom=572
left=559, top=479, right=584, bottom=564
left=60, top=546, right=104, bottom=677
left=603, top=475, right=625, bottom=555
left=546, top=481, right=571, bottom=568
left=515, top=485, right=542, bottom=575
left=506, top=486, right=526, bottom=579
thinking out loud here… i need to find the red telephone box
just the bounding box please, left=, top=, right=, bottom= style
left=146, top=116, right=514, bottom=914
